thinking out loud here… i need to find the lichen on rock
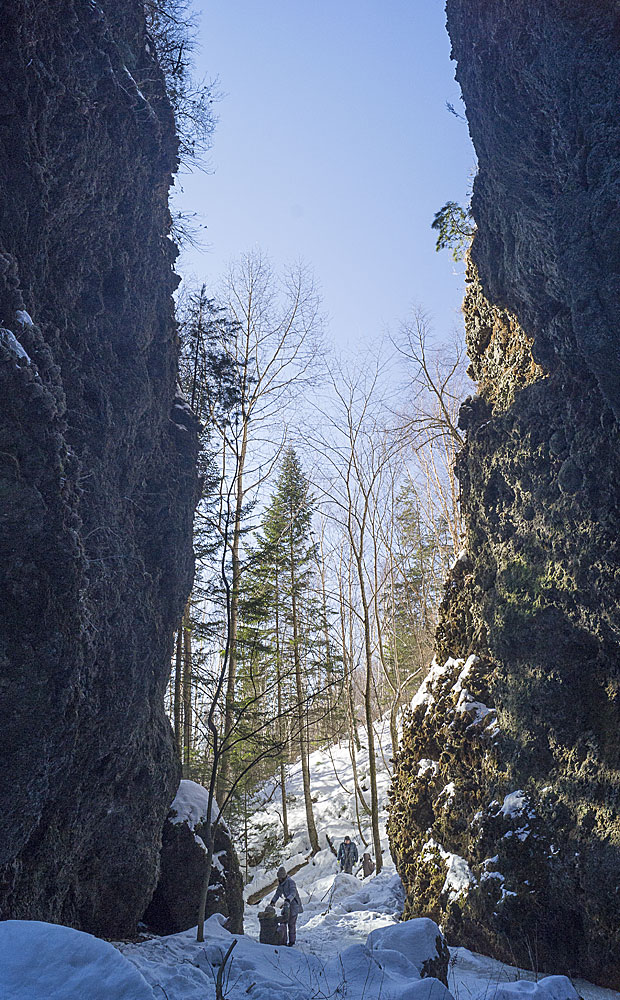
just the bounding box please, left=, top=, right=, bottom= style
left=390, top=255, right=620, bottom=985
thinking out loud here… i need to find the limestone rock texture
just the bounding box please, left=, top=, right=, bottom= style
left=389, top=2, right=620, bottom=987
left=144, top=786, right=244, bottom=936
left=0, top=2, right=198, bottom=936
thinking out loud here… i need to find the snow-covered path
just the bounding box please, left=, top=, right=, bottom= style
left=2, top=724, right=619, bottom=999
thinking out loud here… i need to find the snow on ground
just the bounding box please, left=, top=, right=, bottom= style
left=117, top=721, right=620, bottom=998
left=120, top=912, right=453, bottom=1000
left=0, top=920, right=154, bottom=1000
left=449, top=947, right=620, bottom=1000
left=242, top=718, right=396, bottom=897
left=4, top=722, right=620, bottom=999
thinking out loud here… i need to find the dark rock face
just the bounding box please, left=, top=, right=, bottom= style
left=448, top=2, right=620, bottom=419
left=390, top=256, right=620, bottom=985
left=390, top=2, right=620, bottom=974
left=0, top=3, right=198, bottom=936
left=144, top=782, right=244, bottom=935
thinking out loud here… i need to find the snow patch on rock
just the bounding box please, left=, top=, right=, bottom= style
left=0, top=326, right=30, bottom=363
left=170, top=779, right=227, bottom=832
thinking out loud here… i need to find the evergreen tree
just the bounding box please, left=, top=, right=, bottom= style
left=239, top=447, right=321, bottom=851
left=172, top=285, right=243, bottom=773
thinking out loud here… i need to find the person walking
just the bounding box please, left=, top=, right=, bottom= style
left=270, top=867, right=303, bottom=946
left=337, top=835, right=358, bottom=874
left=358, top=852, right=375, bottom=879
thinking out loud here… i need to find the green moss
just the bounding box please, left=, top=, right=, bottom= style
left=496, top=556, right=576, bottom=610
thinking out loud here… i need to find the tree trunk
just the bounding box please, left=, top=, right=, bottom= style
left=217, top=428, right=248, bottom=803
left=182, top=604, right=192, bottom=778
left=174, top=626, right=183, bottom=760
left=244, top=788, right=249, bottom=883
left=290, top=530, right=319, bottom=854
left=348, top=675, right=371, bottom=817
left=390, top=699, right=400, bottom=762
left=275, top=565, right=290, bottom=844
left=356, top=554, right=383, bottom=873
left=347, top=684, right=369, bottom=846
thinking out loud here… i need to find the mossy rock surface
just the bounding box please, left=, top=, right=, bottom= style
left=389, top=261, right=620, bottom=987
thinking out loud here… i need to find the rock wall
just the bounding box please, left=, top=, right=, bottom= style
left=0, top=2, right=198, bottom=936
left=144, top=781, right=244, bottom=936
left=389, top=2, right=620, bottom=985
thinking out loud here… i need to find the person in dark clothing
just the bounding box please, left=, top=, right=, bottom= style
left=277, top=900, right=290, bottom=945
left=358, top=852, right=375, bottom=879
left=270, top=867, right=303, bottom=946
left=337, top=836, right=358, bottom=874
left=258, top=902, right=289, bottom=946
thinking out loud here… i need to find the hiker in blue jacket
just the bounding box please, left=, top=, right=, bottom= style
left=337, top=835, right=358, bottom=874
left=270, top=867, right=303, bottom=946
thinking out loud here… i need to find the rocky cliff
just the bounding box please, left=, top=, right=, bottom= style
left=389, top=2, right=620, bottom=987
left=0, top=2, right=198, bottom=936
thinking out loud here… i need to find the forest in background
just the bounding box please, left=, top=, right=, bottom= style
left=141, top=0, right=472, bottom=923
left=167, top=251, right=467, bottom=882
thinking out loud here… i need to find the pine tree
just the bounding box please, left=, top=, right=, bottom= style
left=172, top=285, right=242, bottom=771
left=243, top=447, right=320, bottom=852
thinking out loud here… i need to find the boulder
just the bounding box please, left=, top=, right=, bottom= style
left=144, top=780, right=244, bottom=934
left=366, top=918, right=450, bottom=987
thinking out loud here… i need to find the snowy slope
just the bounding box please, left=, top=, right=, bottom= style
left=240, top=718, right=401, bottom=958
left=235, top=725, right=620, bottom=1000
left=0, top=921, right=155, bottom=1000
left=119, top=719, right=620, bottom=999
left=3, top=722, right=619, bottom=999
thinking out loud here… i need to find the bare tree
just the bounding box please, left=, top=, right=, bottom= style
left=306, top=355, right=404, bottom=873
left=211, top=250, right=322, bottom=805
left=394, top=308, right=467, bottom=554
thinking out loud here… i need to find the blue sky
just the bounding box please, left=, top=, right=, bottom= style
left=175, top=1, right=476, bottom=350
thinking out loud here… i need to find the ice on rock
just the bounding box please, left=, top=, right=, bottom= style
left=437, top=781, right=456, bottom=806
left=411, top=657, right=451, bottom=712
left=452, top=654, right=479, bottom=693
left=0, top=326, right=30, bottom=363
left=449, top=548, right=469, bottom=571
left=417, top=758, right=440, bottom=778
left=173, top=390, right=193, bottom=414
left=442, top=852, right=477, bottom=901
left=422, top=838, right=477, bottom=903
left=15, top=309, right=34, bottom=327
left=500, top=790, right=531, bottom=818
left=455, top=688, right=494, bottom=723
